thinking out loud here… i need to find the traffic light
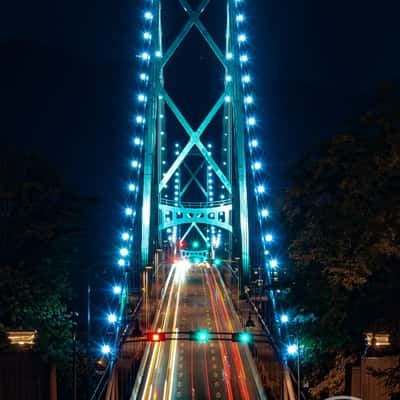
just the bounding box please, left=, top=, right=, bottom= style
left=232, top=332, right=253, bottom=343
left=190, top=330, right=209, bottom=343
left=146, top=332, right=166, bottom=342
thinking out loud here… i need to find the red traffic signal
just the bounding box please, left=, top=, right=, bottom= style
left=178, top=240, right=187, bottom=249
left=146, top=332, right=166, bottom=342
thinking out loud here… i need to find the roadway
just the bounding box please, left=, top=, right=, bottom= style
left=131, top=261, right=266, bottom=400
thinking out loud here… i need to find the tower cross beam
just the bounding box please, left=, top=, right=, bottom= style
left=162, top=0, right=227, bottom=71
left=159, top=90, right=231, bottom=193
left=181, top=162, right=207, bottom=197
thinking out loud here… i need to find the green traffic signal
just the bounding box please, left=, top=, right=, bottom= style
left=190, top=330, right=210, bottom=343
left=232, top=332, right=253, bottom=343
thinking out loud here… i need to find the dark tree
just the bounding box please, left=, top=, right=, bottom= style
left=280, top=87, right=400, bottom=397
left=0, top=145, right=89, bottom=399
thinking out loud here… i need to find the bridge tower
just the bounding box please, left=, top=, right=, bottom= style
left=134, top=0, right=257, bottom=287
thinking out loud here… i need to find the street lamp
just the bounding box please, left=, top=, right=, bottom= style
left=287, top=340, right=301, bottom=400
left=280, top=314, right=289, bottom=324
left=144, top=265, right=153, bottom=329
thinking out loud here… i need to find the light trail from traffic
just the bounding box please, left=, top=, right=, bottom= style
left=132, top=262, right=266, bottom=400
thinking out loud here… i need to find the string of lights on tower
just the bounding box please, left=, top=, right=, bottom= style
left=231, top=0, right=293, bottom=356
left=101, top=0, right=296, bottom=360
left=100, top=2, right=156, bottom=357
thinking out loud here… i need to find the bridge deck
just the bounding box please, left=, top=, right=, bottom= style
left=132, top=264, right=266, bottom=400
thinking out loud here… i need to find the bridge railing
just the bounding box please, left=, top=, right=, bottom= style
left=90, top=296, right=144, bottom=400
left=159, top=198, right=231, bottom=208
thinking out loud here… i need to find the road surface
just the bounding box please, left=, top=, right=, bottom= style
left=131, top=261, right=266, bottom=400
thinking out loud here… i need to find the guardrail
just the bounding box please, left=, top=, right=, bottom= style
left=89, top=297, right=143, bottom=400
left=160, top=198, right=231, bottom=208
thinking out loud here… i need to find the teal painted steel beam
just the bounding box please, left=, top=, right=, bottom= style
left=228, top=0, right=250, bottom=283
left=159, top=90, right=231, bottom=193
left=141, top=0, right=161, bottom=267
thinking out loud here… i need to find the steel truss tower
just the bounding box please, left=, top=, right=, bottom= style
left=139, top=0, right=253, bottom=285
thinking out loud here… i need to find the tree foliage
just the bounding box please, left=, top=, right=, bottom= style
left=0, top=146, right=89, bottom=397
left=281, top=87, right=400, bottom=397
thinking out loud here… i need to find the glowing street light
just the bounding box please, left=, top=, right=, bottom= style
left=280, top=314, right=289, bottom=323
left=113, top=285, right=122, bottom=295
left=101, top=344, right=111, bottom=355
left=107, top=313, right=117, bottom=324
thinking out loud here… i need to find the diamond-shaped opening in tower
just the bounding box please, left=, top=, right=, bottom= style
left=179, top=147, right=209, bottom=203
left=200, top=0, right=227, bottom=51
left=162, top=0, right=191, bottom=50
left=164, top=27, right=225, bottom=129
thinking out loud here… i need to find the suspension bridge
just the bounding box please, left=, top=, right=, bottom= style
left=93, top=1, right=299, bottom=399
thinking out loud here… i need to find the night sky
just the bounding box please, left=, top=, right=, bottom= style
left=1, top=0, right=400, bottom=284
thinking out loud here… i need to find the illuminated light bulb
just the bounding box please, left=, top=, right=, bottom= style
left=287, top=344, right=298, bottom=355
left=175, top=143, right=180, bottom=147
left=138, top=94, right=146, bottom=102
left=125, top=208, right=133, bottom=216
left=226, top=52, right=233, bottom=60
left=257, top=185, right=265, bottom=193
left=113, top=285, right=122, bottom=295
left=244, top=96, right=253, bottom=104
left=143, top=32, right=152, bottom=40
left=140, top=73, right=148, bottom=81
left=261, top=209, right=269, bottom=217
left=134, top=137, right=141, bottom=145
left=250, top=139, right=258, bottom=147
left=122, top=232, right=130, bottom=241
left=253, top=161, right=261, bottom=170
left=131, top=160, right=139, bottom=168
left=240, top=54, right=248, bottom=62
left=141, top=52, right=150, bottom=61
left=226, top=75, right=232, bottom=82
left=269, top=259, right=278, bottom=268
left=107, top=313, right=117, bottom=324
left=128, top=184, right=136, bottom=192
left=225, top=95, right=231, bottom=102
left=280, top=314, right=289, bottom=323
left=101, top=344, right=111, bottom=354
left=120, top=248, right=129, bottom=257
left=136, top=115, right=144, bottom=124
left=144, top=11, right=153, bottom=20
left=155, top=50, right=162, bottom=58
left=248, top=117, right=256, bottom=126
left=236, top=14, right=244, bottom=22
left=242, top=75, right=251, bottom=83
left=118, top=259, right=125, bottom=267
left=238, top=33, right=247, bottom=43
left=264, top=250, right=269, bottom=255
left=265, top=234, right=273, bottom=242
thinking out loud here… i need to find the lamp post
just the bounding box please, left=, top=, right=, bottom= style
left=287, top=339, right=301, bottom=400
left=144, top=265, right=153, bottom=329
left=70, top=311, right=79, bottom=400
